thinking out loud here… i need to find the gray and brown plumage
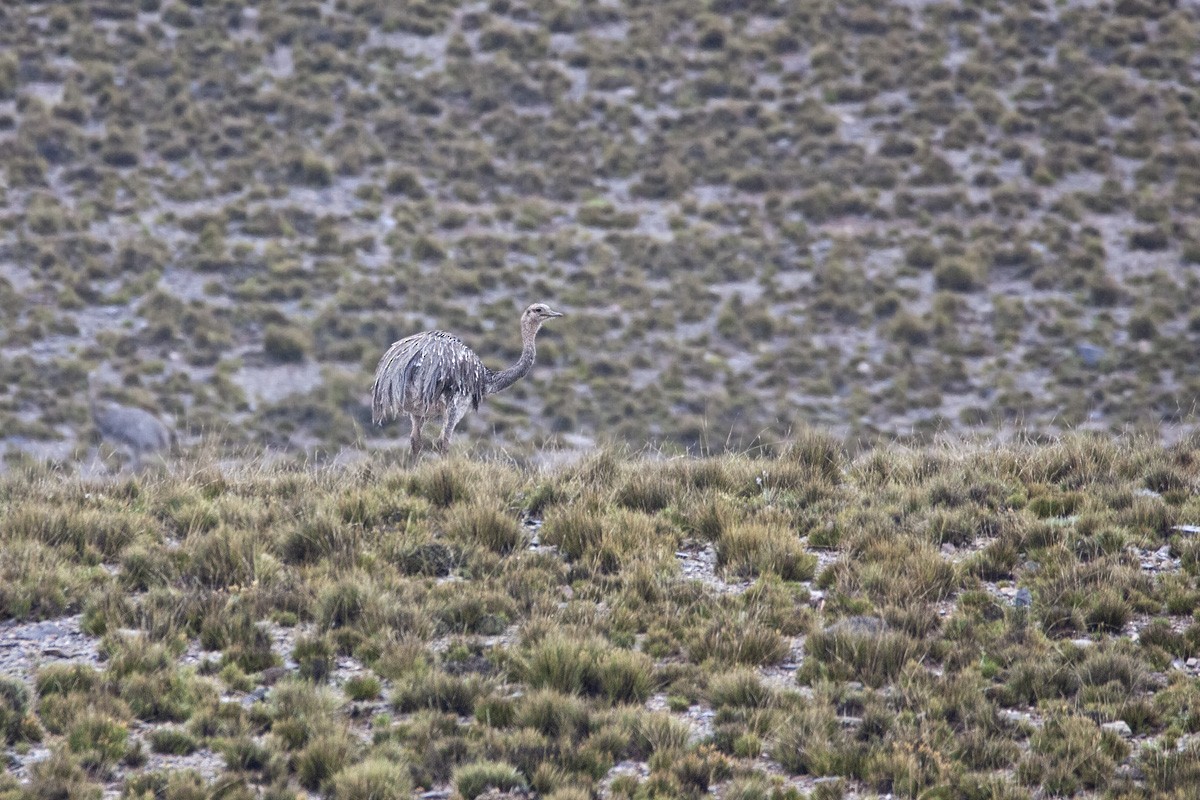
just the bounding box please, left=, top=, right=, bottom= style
left=372, top=303, right=564, bottom=455
left=87, top=375, right=175, bottom=469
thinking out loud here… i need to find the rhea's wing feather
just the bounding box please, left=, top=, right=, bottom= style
left=372, top=332, right=488, bottom=424
left=372, top=334, right=423, bottom=424
left=421, top=333, right=488, bottom=411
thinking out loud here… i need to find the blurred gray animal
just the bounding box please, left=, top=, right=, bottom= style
left=88, top=375, right=175, bottom=469
left=372, top=303, right=564, bottom=455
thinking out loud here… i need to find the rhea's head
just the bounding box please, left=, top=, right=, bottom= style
left=522, top=302, right=565, bottom=332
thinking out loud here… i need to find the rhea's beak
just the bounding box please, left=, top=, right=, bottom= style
left=547, top=309, right=565, bottom=318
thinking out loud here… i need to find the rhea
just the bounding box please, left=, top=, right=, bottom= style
left=371, top=303, right=564, bottom=455
left=88, top=375, right=175, bottom=469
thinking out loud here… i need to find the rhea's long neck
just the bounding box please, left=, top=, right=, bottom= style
left=485, top=322, right=538, bottom=395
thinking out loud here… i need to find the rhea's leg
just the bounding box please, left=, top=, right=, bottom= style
left=434, top=399, right=471, bottom=455
left=409, top=415, right=427, bottom=455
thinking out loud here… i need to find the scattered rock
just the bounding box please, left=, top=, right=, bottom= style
left=1116, top=762, right=1145, bottom=781
left=242, top=687, right=270, bottom=706
left=1176, top=734, right=1200, bottom=752
left=443, top=655, right=496, bottom=676
left=1102, top=720, right=1133, bottom=738
left=825, top=616, right=886, bottom=636
left=1013, top=588, right=1032, bottom=608
left=1076, top=343, right=1105, bottom=367
left=260, top=666, right=288, bottom=685
left=998, top=709, right=1041, bottom=728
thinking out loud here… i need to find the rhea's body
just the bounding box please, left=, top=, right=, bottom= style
left=372, top=303, right=563, bottom=455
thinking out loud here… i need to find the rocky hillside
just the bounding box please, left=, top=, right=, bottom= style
left=1, top=0, right=1198, bottom=462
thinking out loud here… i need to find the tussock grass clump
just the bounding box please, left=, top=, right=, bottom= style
left=268, top=681, right=342, bottom=751
left=688, top=612, right=789, bottom=667
left=443, top=501, right=526, bottom=555
left=330, top=757, right=413, bottom=800
left=26, top=750, right=102, bottom=800
left=716, top=522, right=817, bottom=581
left=0, top=538, right=99, bottom=621
left=278, top=510, right=359, bottom=567
left=516, top=689, right=590, bottom=739
left=1017, top=713, right=1127, bottom=795
left=383, top=530, right=455, bottom=577
left=801, top=619, right=927, bottom=688
left=770, top=700, right=842, bottom=776
left=0, top=677, right=33, bottom=745
left=296, top=729, right=358, bottom=790
left=343, top=674, right=382, bottom=702
left=103, top=636, right=211, bottom=723
left=453, top=760, right=527, bottom=800
left=707, top=668, right=775, bottom=709
left=513, top=632, right=654, bottom=703
left=148, top=727, right=199, bottom=755
left=1140, top=743, right=1200, bottom=793
left=541, top=504, right=675, bottom=574
left=632, top=711, right=693, bottom=757
left=407, top=462, right=472, bottom=508
left=294, top=634, right=335, bottom=683
left=827, top=535, right=961, bottom=607
left=36, top=664, right=99, bottom=698
left=67, top=711, right=129, bottom=775
left=540, top=501, right=605, bottom=561
left=780, top=428, right=845, bottom=484
left=427, top=582, right=515, bottom=635
left=614, top=468, right=676, bottom=513
left=392, top=668, right=487, bottom=715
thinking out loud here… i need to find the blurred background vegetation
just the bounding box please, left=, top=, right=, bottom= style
left=1, top=0, right=1198, bottom=462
